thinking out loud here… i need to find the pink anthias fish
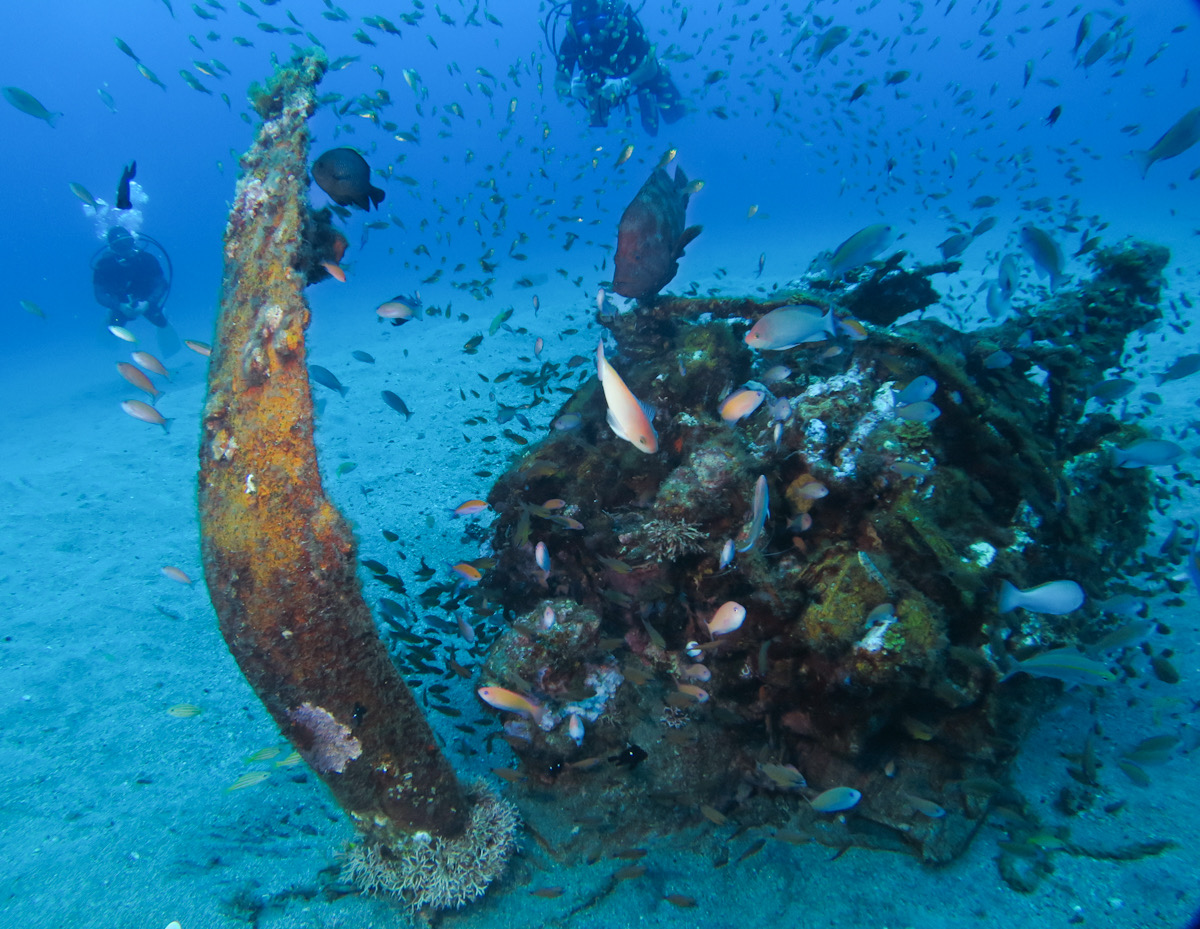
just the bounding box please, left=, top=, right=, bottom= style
left=706, top=600, right=746, bottom=637
left=597, top=341, right=658, bottom=453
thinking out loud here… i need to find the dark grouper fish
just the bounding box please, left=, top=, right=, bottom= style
left=612, top=166, right=702, bottom=301
left=311, top=147, right=385, bottom=211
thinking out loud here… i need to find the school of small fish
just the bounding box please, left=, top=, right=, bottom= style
left=9, top=0, right=1198, bottom=907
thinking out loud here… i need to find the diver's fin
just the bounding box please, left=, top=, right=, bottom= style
left=156, top=322, right=182, bottom=358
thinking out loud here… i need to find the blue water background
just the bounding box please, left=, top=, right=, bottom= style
left=2, top=1, right=1200, bottom=927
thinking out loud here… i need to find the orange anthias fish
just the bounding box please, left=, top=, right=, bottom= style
left=477, top=685, right=546, bottom=724
left=321, top=260, right=346, bottom=282
left=612, top=166, right=702, bottom=301
left=453, top=499, right=490, bottom=517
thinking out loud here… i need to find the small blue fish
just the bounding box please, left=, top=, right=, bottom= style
left=895, top=401, right=941, bottom=423
left=808, top=786, right=861, bottom=812
left=894, top=376, right=937, bottom=405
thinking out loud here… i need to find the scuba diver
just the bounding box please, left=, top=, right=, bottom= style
left=546, top=0, right=686, bottom=136
left=92, top=227, right=180, bottom=354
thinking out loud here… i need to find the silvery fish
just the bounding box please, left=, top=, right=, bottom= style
left=808, top=786, right=861, bottom=812
left=2, top=86, right=62, bottom=127
left=997, top=253, right=1021, bottom=296
left=1155, top=352, right=1200, bottom=385
left=1000, top=647, right=1116, bottom=685
left=986, top=281, right=1011, bottom=319
left=745, top=305, right=835, bottom=351
left=998, top=579, right=1084, bottom=614
left=735, top=475, right=769, bottom=553
left=938, top=231, right=973, bottom=260
left=824, top=223, right=895, bottom=277
left=1088, top=378, right=1136, bottom=403
left=1132, top=106, right=1200, bottom=178
left=1019, top=225, right=1066, bottom=292
left=309, top=364, right=348, bottom=397
left=1110, top=439, right=1186, bottom=468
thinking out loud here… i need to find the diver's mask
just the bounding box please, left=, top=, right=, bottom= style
left=107, top=227, right=139, bottom=260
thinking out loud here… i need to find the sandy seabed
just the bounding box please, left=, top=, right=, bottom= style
left=1, top=234, right=1198, bottom=929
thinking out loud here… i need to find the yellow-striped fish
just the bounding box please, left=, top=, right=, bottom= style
left=275, top=750, right=302, bottom=767
left=226, top=771, right=270, bottom=791
left=245, top=746, right=282, bottom=762
left=167, top=703, right=202, bottom=718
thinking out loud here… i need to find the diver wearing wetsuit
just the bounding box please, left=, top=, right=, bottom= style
left=93, top=227, right=170, bottom=328
left=554, top=0, right=685, bottom=135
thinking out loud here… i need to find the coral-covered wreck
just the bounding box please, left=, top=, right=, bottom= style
left=476, top=243, right=1169, bottom=865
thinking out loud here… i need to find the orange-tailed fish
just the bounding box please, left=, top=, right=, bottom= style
left=477, top=685, right=546, bottom=724
left=453, top=499, right=490, bottom=517
left=597, top=341, right=658, bottom=453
